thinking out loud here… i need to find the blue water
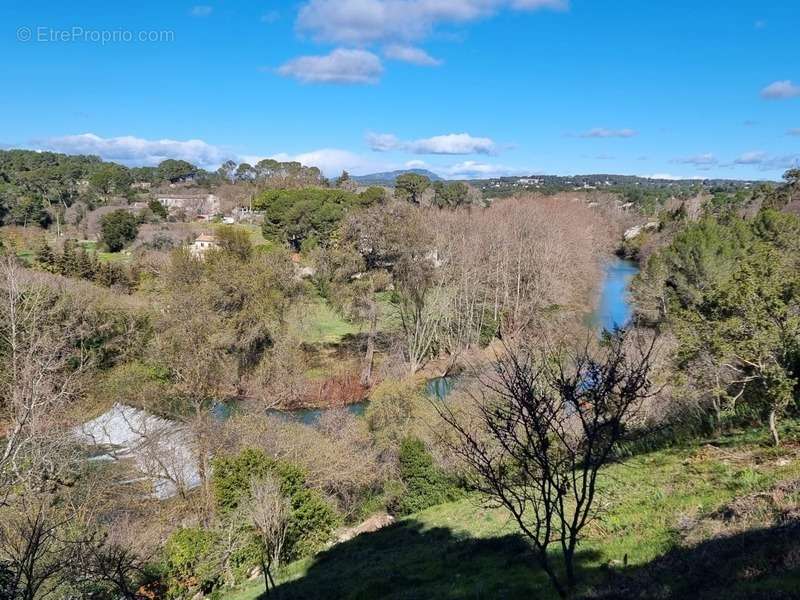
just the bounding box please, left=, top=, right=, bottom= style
left=426, top=376, right=458, bottom=400
left=593, top=258, right=639, bottom=331
left=269, top=402, right=367, bottom=426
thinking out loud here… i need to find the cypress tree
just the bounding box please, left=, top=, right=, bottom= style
left=59, top=239, right=79, bottom=276
left=35, top=239, right=58, bottom=272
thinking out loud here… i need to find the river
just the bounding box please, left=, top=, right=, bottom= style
left=591, top=257, right=640, bottom=332
left=278, top=256, right=640, bottom=420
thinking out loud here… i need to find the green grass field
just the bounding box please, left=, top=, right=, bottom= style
left=298, top=294, right=401, bottom=347
left=223, top=421, right=800, bottom=599
left=300, top=298, right=361, bottom=346
left=77, top=240, right=131, bottom=263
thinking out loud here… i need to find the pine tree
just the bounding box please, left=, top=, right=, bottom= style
left=59, top=240, right=79, bottom=276
left=76, top=247, right=96, bottom=280
left=34, top=239, right=58, bottom=273
left=94, top=261, right=113, bottom=287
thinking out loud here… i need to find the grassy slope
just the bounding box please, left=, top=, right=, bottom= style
left=224, top=422, right=800, bottom=600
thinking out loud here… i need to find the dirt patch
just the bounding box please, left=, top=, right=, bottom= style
left=335, top=513, right=395, bottom=544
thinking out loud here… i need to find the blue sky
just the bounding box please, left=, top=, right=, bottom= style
left=2, top=0, right=799, bottom=180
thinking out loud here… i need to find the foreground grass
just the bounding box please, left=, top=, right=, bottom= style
left=224, top=422, right=800, bottom=599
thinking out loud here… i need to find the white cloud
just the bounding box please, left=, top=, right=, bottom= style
left=734, top=151, right=768, bottom=165
left=576, top=127, right=638, bottom=138
left=297, top=0, right=567, bottom=46
left=190, top=5, right=213, bottom=17
left=730, top=151, right=799, bottom=171
left=440, top=160, right=520, bottom=179
left=760, top=80, right=800, bottom=100
left=39, top=133, right=230, bottom=169
left=672, top=153, right=718, bottom=167
left=788, top=128, right=800, bottom=136
left=405, top=159, right=429, bottom=168
left=384, top=45, right=442, bottom=66
left=276, top=48, right=383, bottom=84
left=269, top=148, right=391, bottom=177
left=366, top=133, right=402, bottom=151
left=412, top=134, right=497, bottom=155
left=367, top=132, right=497, bottom=154
left=642, top=173, right=702, bottom=181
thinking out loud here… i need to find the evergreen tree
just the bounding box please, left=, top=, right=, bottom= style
left=58, top=240, right=79, bottom=276
left=34, top=239, right=58, bottom=273
left=76, top=247, right=96, bottom=280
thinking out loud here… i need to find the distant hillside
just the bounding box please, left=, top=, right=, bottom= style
left=353, top=169, right=444, bottom=186
left=474, top=173, right=775, bottom=198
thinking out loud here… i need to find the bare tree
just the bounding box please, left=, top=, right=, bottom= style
left=0, top=258, right=88, bottom=496
left=247, top=476, right=290, bottom=596
left=436, top=332, right=656, bottom=597
left=71, top=533, right=150, bottom=600
left=0, top=477, right=91, bottom=600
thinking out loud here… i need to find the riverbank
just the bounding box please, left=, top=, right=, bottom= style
left=276, top=255, right=639, bottom=422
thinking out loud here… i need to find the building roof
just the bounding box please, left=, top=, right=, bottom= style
left=74, top=403, right=200, bottom=499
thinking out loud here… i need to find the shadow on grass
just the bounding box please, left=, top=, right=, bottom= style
left=259, top=519, right=600, bottom=600
left=329, top=331, right=395, bottom=359
left=251, top=518, right=800, bottom=600
left=592, top=521, right=800, bottom=600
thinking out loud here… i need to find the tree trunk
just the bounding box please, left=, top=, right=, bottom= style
left=537, top=551, right=567, bottom=599
left=261, top=558, right=270, bottom=596
left=360, top=306, right=378, bottom=386
left=769, top=408, right=780, bottom=446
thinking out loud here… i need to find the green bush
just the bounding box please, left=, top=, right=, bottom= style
left=212, top=448, right=339, bottom=560
left=148, top=199, right=168, bottom=219
left=99, top=209, right=139, bottom=252
left=390, top=437, right=463, bottom=516
left=164, top=527, right=220, bottom=593
left=365, top=379, right=427, bottom=454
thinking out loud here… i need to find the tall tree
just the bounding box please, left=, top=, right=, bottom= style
left=395, top=173, right=430, bottom=204
left=99, top=210, right=139, bottom=252
left=247, top=476, right=290, bottom=596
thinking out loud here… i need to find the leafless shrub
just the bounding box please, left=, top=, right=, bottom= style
left=247, top=475, right=290, bottom=595
left=435, top=331, right=657, bottom=597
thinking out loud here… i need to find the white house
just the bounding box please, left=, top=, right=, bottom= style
left=190, top=233, right=220, bottom=257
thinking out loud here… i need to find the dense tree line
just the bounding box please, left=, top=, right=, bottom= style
left=634, top=170, right=800, bottom=444
left=255, top=186, right=386, bottom=249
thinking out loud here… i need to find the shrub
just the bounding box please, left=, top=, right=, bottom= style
left=211, top=449, right=339, bottom=560
left=164, top=527, right=220, bottom=593
left=389, top=437, right=463, bottom=516
left=214, top=225, right=252, bottom=261
left=148, top=199, right=168, bottom=219
left=365, top=379, right=429, bottom=455
left=100, top=209, right=139, bottom=252
left=302, top=370, right=367, bottom=408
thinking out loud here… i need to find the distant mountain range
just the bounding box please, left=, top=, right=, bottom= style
left=352, top=169, right=444, bottom=185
